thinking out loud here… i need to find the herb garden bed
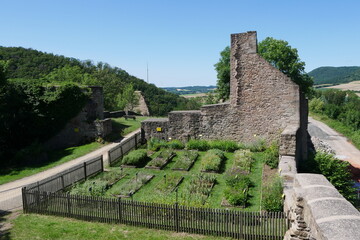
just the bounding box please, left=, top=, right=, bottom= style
left=145, top=149, right=176, bottom=170
left=113, top=172, right=154, bottom=198
left=172, top=150, right=199, bottom=171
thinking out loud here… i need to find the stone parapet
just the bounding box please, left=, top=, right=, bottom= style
left=285, top=174, right=360, bottom=240
left=280, top=124, right=299, bottom=157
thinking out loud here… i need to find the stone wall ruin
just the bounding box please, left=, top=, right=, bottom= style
left=142, top=31, right=308, bottom=163
left=45, top=86, right=112, bottom=149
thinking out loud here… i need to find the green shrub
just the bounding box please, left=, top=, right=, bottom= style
left=224, top=174, right=251, bottom=206
left=314, top=152, right=356, bottom=202
left=209, top=140, right=239, bottom=152
left=122, top=149, right=148, bottom=166
left=233, top=149, right=254, bottom=172
left=200, top=149, right=225, bottom=172
left=262, top=176, right=283, bottom=212
left=165, top=140, right=185, bottom=149
left=264, top=143, right=279, bottom=169
left=70, top=180, right=108, bottom=196
left=246, top=138, right=267, bottom=152
left=147, top=138, right=167, bottom=151
left=309, top=98, right=324, bottom=113
left=186, top=139, right=210, bottom=151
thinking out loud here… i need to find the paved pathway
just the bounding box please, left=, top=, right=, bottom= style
left=308, top=117, right=360, bottom=184
left=0, top=130, right=140, bottom=212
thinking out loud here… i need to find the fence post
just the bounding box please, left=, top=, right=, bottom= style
left=118, top=198, right=122, bottom=223
left=22, top=187, right=27, bottom=213
left=37, top=181, right=40, bottom=192
left=100, top=156, right=104, bottom=172
left=67, top=193, right=71, bottom=216
left=61, top=175, right=65, bottom=190
left=174, top=202, right=179, bottom=232
left=36, top=190, right=40, bottom=214
left=134, top=134, right=138, bottom=149
left=83, top=162, right=87, bottom=180
left=120, top=145, right=124, bottom=160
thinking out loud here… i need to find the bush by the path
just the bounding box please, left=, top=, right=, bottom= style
left=122, top=149, right=148, bottom=166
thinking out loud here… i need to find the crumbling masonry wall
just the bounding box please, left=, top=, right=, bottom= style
left=45, top=86, right=112, bottom=149
left=142, top=31, right=307, bottom=162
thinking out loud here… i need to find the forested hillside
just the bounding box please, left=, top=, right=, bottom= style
left=309, top=66, right=360, bottom=85
left=0, top=46, right=200, bottom=115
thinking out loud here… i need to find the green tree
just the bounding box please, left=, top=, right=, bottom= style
left=214, top=38, right=313, bottom=100
left=44, top=65, right=96, bottom=85
left=214, top=46, right=230, bottom=101
left=117, top=84, right=139, bottom=113
left=258, top=37, right=313, bottom=93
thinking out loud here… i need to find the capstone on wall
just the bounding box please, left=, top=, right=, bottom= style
left=45, top=86, right=112, bottom=149
left=142, top=31, right=307, bottom=160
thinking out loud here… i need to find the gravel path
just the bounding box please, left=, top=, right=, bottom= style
left=308, top=117, right=360, bottom=184
left=0, top=130, right=140, bottom=212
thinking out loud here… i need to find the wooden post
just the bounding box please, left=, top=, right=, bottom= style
left=134, top=134, right=138, bottom=149
left=174, top=202, right=179, bottom=232
left=118, top=198, right=122, bottom=223
left=83, top=162, right=87, bottom=180
left=61, top=175, right=65, bottom=190
left=100, top=156, right=104, bottom=172
left=67, top=193, right=71, bottom=216
left=22, top=187, right=27, bottom=213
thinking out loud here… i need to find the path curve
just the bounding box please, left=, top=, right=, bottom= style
left=0, top=130, right=140, bottom=211
left=308, top=117, right=360, bottom=184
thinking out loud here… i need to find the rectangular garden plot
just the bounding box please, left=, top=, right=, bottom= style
left=182, top=174, right=216, bottom=206
left=200, top=149, right=225, bottom=173
left=145, top=149, right=175, bottom=170
left=172, top=151, right=199, bottom=171
left=154, top=174, right=184, bottom=193
left=120, top=149, right=148, bottom=168
left=114, top=172, right=154, bottom=198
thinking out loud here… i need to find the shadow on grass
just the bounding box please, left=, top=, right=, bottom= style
left=0, top=148, right=76, bottom=178
left=0, top=210, right=12, bottom=240
left=105, top=121, right=130, bottom=142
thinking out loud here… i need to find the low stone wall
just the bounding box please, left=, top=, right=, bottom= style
left=280, top=156, right=360, bottom=240
left=95, top=118, right=112, bottom=138
left=141, top=118, right=169, bottom=140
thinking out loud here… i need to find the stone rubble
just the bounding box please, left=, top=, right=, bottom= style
left=311, top=136, right=335, bottom=154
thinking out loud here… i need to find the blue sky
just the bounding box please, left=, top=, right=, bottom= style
left=1, top=0, right=360, bottom=87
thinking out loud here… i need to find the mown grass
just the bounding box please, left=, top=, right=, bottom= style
left=106, top=116, right=149, bottom=141
left=0, top=116, right=149, bottom=186
left=0, top=142, right=103, bottom=185
left=310, top=112, right=360, bottom=150
left=10, top=214, right=232, bottom=240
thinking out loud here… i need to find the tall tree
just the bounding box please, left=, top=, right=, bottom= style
left=117, top=84, right=139, bottom=114
left=258, top=37, right=313, bottom=93
left=214, top=46, right=230, bottom=101
left=214, top=38, right=313, bottom=100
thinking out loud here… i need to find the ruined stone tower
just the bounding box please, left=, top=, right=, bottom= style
left=142, top=31, right=308, bottom=162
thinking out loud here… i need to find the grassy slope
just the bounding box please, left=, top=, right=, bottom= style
left=310, top=112, right=360, bottom=150
left=10, top=214, right=231, bottom=240
left=0, top=117, right=148, bottom=185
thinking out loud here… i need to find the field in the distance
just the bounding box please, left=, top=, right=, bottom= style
left=323, top=80, right=360, bottom=96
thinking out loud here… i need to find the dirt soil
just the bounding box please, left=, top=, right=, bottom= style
left=324, top=80, right=360, bottom=96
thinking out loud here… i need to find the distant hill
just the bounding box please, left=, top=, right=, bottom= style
left=162, top=86, right=216, bottom=95
left=0, top=46, right=200, bottom=115
left=308, top=66, right=360, bottom=85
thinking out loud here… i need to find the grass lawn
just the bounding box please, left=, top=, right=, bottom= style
left=9, top=214, right=232, bottom=240
left=106, top=116, right=149, bottom=141
left=0, top=116, right=149, bottom=186
left=310, top=112, right=360, bottom=150
left=75, top=149, right=265, bottom=210
left=0, top=142, right=103, bottom=185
